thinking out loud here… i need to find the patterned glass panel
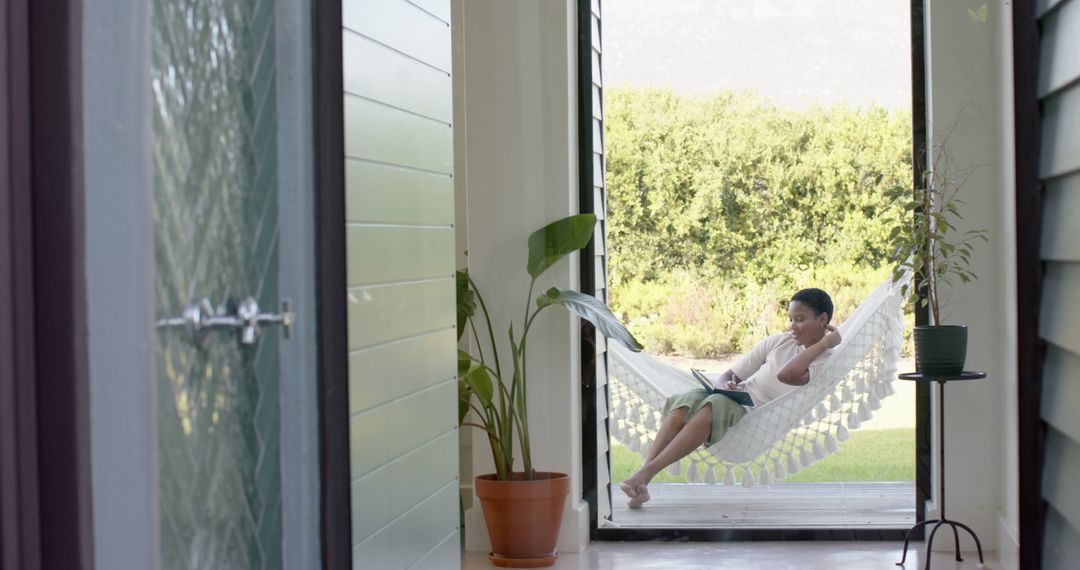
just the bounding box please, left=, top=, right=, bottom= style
left=152, top=0, right=282, bottom=567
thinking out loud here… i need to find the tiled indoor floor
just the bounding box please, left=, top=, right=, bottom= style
left=462, top=541, right=997, bottom=569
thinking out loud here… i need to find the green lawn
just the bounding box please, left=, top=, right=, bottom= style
left=610, top=428, right=914, bottom=484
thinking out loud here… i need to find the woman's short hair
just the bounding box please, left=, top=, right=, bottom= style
left=791, top=288, right=834, bottom=323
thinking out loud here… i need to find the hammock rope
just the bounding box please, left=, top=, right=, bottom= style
left=608, top=273, right=909, bottom=487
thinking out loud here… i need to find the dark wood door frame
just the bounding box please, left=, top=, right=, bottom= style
left=577, top=0, right=601, bottom=539
left=908, top=0, right=932, bottom=533
left=5, top=1, right=354, bottom=568
left=1, top=0, right=42, bottom=567
left=313, top=0, right=353, bottom=568
left=579, top=0, right=930, bottom=541
left=1011, top=0, right=1045, bottom=567
left=28, top=0, right=94, bottom=566
left=1, top=0, right=93, bottom=568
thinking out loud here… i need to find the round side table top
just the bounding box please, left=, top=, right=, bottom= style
left=897, top=371, right=987, bottom=382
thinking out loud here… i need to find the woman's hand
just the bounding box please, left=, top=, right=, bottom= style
left=778, top=326, right=840, bottom=385
left=718, top=369, right=742, bottom=391
left=821, top=325, right=842, bottom=348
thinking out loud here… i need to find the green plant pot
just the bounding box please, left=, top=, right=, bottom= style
left=913, top=325, right=968, bottom=376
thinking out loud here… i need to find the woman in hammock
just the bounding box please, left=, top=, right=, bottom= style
left=619, top=288, right=842, bottom=508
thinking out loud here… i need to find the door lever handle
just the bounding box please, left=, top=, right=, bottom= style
left=156, top=298, right=217, bottom=346
left=157, top=297, right=294, bottom=347
left=236, top=297, right=294, bottom=345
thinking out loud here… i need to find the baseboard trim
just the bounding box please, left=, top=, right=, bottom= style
left=996, top=513, right=1019, bottom=570
left=463, top=505, right=489, bottom=552
left=557, top=500, right=590, bottom=553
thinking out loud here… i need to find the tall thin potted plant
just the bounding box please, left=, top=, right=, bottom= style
left=457, top=213, right=641, bottom=567
left=886, top=143, right=988, bottom=374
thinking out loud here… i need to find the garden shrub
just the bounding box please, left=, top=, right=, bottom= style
left=611, top=264, right=903, bottom=357
left=605, top=87, right=913, bottom=357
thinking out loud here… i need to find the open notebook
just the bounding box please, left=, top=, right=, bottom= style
left=690, top=368, right=755, bottom=407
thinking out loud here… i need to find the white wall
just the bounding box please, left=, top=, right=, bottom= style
left=451, top=0, right=474, bottom=528
left=454, top=0, right=589, bottom=553
left=924, top=0, right=1017, bottom=563
left=994, top=2, right=1019, bottom=568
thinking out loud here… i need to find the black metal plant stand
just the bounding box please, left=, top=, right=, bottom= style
left=896, top=371, right=987, bottom=570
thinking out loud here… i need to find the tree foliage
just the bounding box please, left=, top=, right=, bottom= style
left=604, top=87, right=913, bottom=356
left=606, top=87, right=911, bottom=288
left=884, top=142, right=989, bottom=325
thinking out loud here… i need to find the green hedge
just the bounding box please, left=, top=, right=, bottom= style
left=612, top=264, right=900, bottom=358
left=605, top=88, right=912, bottom=357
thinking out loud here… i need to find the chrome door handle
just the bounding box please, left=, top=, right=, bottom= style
left=156, top=298, right=219, bottom=347
left=157, top=297, right=294, bottom=347
left=235, top=297, right=294, bottom=345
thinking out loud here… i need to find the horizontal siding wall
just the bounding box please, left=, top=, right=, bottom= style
left=342, top=0, right=459, bottom=568
left=1044, top=507, right=1080, bottom=570
left=1038, top=0, right=1080, bottom=563
left=588, top=0, right=614, bottom=522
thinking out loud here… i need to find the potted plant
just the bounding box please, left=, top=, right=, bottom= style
left=457, top=213, right=641, bottom=567
left=886, top=142, right=988, bottom=375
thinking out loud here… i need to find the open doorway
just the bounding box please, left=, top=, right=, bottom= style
left=582, top=0, right=922, bottom=534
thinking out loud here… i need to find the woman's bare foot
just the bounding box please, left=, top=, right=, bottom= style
left=620, top=471, right=652, bottom=508
left=626, top=484, right=651, bottom=509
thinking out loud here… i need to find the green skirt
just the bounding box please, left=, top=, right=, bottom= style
left=662, top=389, right=748, bottom=447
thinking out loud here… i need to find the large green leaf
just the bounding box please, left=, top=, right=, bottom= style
left=458, top=348, right=473, bottom=376
left=456, top=270, right=476, bottom=341
left=458, top=350, right=475, bottom=423
left=458, top=350, right=493, bottom=407
left=526, top=214, right=597, bottom=279
left=457, top=379, right=471, bottom=424
left=536, top=287, right=644, bottom=351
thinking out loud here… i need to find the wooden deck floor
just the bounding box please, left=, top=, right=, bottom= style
left=607, top=482, right=916, bottom=529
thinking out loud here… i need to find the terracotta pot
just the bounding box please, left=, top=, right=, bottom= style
left=475, top=471, right=570, bottom=568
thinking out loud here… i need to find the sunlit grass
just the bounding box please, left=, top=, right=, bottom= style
left=610, top=428, right=915, bottom=484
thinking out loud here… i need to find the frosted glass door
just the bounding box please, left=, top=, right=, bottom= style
left=151, top=0, right=308, bottom=567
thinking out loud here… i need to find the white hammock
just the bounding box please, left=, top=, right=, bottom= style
left=608, top=273, right=909, bottom=487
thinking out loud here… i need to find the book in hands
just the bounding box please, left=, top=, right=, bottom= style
left=690, top=368, right=755, bottom=407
